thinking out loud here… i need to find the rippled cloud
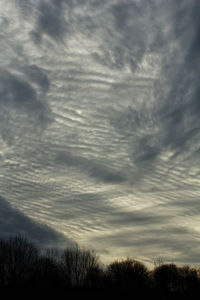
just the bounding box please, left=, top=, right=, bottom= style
left=0, top=0, right=200, bottom=265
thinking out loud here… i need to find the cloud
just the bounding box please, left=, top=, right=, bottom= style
left=91, top=0, right=165, bottom=72
left=27, top=0, right=74, bottom=43
left=0, top=71, right=37, bottom=107
left=55, top=151, right=126, bottom=183
left=24, top=65, right=50, bottom=92
left=105, top=209, right=171, bottom=227
left=0, top=196, right=73, bottom=249
left=91, top=224, right=200, bottom=265
left=153, top=0, right=200, bottom=157
left=107, top=0, right=200, bottom=180
left=36, top=0, right=67, bottom=41
left=0, top=69, right=52, bottom=144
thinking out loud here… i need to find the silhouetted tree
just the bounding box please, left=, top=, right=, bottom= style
left=106, top=258, right=150, bottom=294
left=84, top=265, right=105, bottom=289
left=1, top=233, right=200, bottom=297
left=153, top=263, right=179, bottom=293
left=177, top=265, right=200, bottom=297
left=61, top=245, right=100, bottom=288
left=29, top=251, right=66, bottom=288
left=153, top=263, right=200, bottom=298
left=0, top=235, right=39, bottom=287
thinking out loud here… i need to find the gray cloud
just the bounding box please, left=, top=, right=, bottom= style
left=0, top=71, right=37, bottom=107
left=107, top=0, right=200, bottom=177
left=0, top=70, right=51, bottom=114
left=55, top=151, right=126, bottom=183
left=24, top=65, right=50, bottom=92
left=0, top=196, right=73, bottom=249
left=0, top=70, right=52, bottom=144
left=27, top=0, right=74, bottom=43
left=92, top=0, right=163, bottom=72
left=154, top=0, right=200, bottom=156
left=36, top=0, right=67, bottom=41
left=91, top=224, right=200, bottom=265
left=105, top=209, right=171, bottom=227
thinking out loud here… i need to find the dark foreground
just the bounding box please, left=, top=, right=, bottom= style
left=0, top=235, right=199, bottom=299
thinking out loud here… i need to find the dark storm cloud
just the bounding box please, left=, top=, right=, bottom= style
left=0, top=196, right=72, bottom=248
left=55, top=151, right=125, bottom=183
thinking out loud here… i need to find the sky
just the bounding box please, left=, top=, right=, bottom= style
left=0, top=0, right=200, bottom=266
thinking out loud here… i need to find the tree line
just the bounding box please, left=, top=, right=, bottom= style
left=0, top=235, right=199, bottom=299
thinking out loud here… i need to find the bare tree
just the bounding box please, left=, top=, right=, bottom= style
left=61, top=244, right=100, bottom=287
left=0, top=234, right=39, bottom=287
left=106, top=258, right=149, bottom=291
left=30, top=249, right=66, bottom=288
